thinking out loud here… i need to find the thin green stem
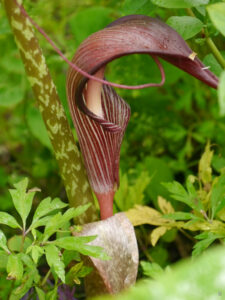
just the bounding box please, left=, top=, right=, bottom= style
left=206, top=37, right=225, bottom=69
left=186, top=8, right=225, bottom=70
left=41, top=269, right=52, bottom=287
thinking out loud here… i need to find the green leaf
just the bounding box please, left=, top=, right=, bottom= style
left=0, top=84, right=24, bottom=107
left=62, top=204, right=91, bottom=223
left=35, top=287, right=46, bottom=300
left=0, top=212, right=21, bottom=229
left=31, top=216, right=52, bottom=230
left=8, top=235, right=32, bottom=252
left=26, top=105, right=52, bottom=150
left=218, top=70, right=225, bottom=116
left=163, top=181, right=200, bottom=210
left=63, top=250, right=81, bottom=267
left=121, top=0, right=155, bottom=15
left=45, top=244, right=65, bottom=283
left=140, top=261, right=164, bottom=279
left=211, top=174, right=225, bottom=218
left=69, top=7, right=114, bottom=45
left=32, top=197, right=68, bottom=224
left=43, top=213, right=63, bottom=242
left=0, top=230, right=10, bottom=253
left=96, top=246, right=225, bottom=300
left=66, top=262, right=92, bottom=285
left=9, top=178, right=35, bottom=228
left=192, top=232, right=222, bottom=256
left=198, top=141, right=213, bottom=185
left=0, top=250, right=8, bottom=269
left=151, top=0, right=209, bottom=8
left=7, top=254, right=23, bottom=281
left=26, top=245, right=44, bottom=264
left=167, top=16, right=203, bottom=40
left=203, top=53, right=223, bottom=77
left=163, top=212, right=201, bottom=221
left=54, top=236, right=109, bottom=260
left=207, top=3, right=225, bottom=37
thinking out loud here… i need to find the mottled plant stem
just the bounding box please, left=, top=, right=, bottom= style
left=3, top=0, right=98, bottom=223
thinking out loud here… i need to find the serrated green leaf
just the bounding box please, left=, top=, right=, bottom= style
left=192, top=232, right=222, bottom=256
left=0, top=212, right=21, bottom=229
left=211, top=174, right=225, bottom=218
left=167, top=16, right=203, bottom=40
left=163, top=181, right=201, bottom=210
left=151, top=0, right=209, bottom=8
left=54, top=236, right=109, bottom=259
left=0, top=230, right=10, bottom=253
left=163, top=212, right=201, bottom=221
left=218, top=71, right=225, bottom=116
left=32, top=197, right=68, bottom=224
left=43, top=213, right=63, bottom=242
left=140, top=261, right=164, bottom=279
left=45, top=244, right=65, bottom=283
left=207, top=3, right=225, bottom=37
left=27, top=245, right=44, bottom=264
left=198, top=141, right=213, bottom=184
left=7, top=254, right=23, bottom=281
left=9, top=178, right=35, bottom=228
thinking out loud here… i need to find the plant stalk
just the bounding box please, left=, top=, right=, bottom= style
left=3, top=0, right=98, bottom=223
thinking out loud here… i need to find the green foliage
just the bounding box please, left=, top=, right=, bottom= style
left=95, top=246, right=225, bottom=300
left=151, top=0, right=209, bottom=9
left=207, top=3, right=225, bottom=37
left=0, top=178, right=107, bottom=299
left=167, top=16, right=203, bottom=40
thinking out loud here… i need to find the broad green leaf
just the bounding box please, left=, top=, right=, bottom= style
left=0, top=212, right=21, bottom=229
left=54, top=236, right=109, bottom=259
left=198, top=141, right=213, bottom=185
left=218, top=70, right=225, bottom=116
left=46, top=287, right=58, bottom=300
left=203, top=53, right=223, bottom=77
left=140, top=261, right=164, bottom=279
left=151, top=0, right=209, bottom=8
left=0, top=230, right=10, bottom=253
left=63, top=250, right=81, bottom=267
left=32, top=197, right=68, bottom=224
left=8, top=235, right=32, bottom=252
left=0, top=84, right=24, bottom=107
left=26, top=106, right=52, bottom=150
left=211, top=174, right=225, bottom=218
left=9, top=178, right=35, bottom=228
left=35, top=287, right=46, bottom=300
left=121, top=0, right=155, bottom=15
left=151, top=226, right=168, bottom=246
left=0, top=250, right=8, bottom=269
left=167, top=16, right=203, bottom=40
left=62, top=204, right=91, bottom=224
left=69, top=7, right=114, bottom=45
left=45, top=244, right=65, bottom=283
left=207, top=3, right=225, bottom=37
left=7, top=254, right=23, bottom=281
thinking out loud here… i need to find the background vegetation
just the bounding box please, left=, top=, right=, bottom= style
left=0, top=0, right=225, bottom=299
